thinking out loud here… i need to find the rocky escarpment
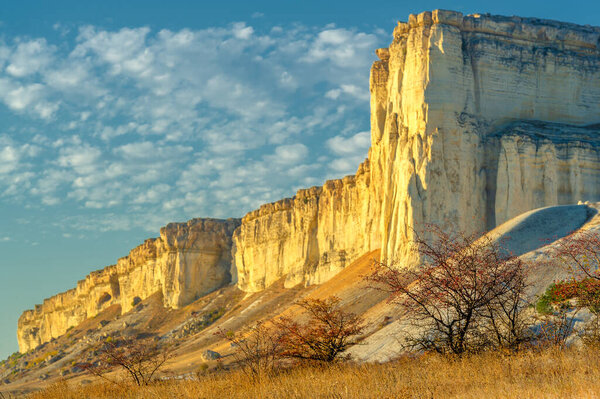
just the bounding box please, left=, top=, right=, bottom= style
left=373, top=10, right=600, bottom=263
left=234, top=166, right=379, bottom=292
left=17, top=10, right=600, bottom=352
left=18, top=218, right=240, bottom=353
left=233, top=10, right=600, bottom=289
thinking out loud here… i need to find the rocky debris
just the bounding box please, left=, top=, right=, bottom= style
left=168, top=308, right=226, bottom=339
left=46, top=354, right=63, bottom=364
left=201, top=350, right=221, bottom=361
left=70, top=366, right=83, bottom=374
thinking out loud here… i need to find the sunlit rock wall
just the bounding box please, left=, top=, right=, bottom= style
left=373, top=10, right=600, bottom=263
left=233, top=165, right=379, bottom=292
left=17, top=218, right=240, bottom=352
left=233, top=10, right=600, bottom=289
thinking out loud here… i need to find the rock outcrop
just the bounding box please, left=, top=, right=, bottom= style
left=18, top=218, right=240, bottom=353
left=17, top=10, right=600, bottom=352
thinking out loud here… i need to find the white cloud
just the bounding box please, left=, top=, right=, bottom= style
left=303, top=28, right=378, bottom=67
left=269, top=143, right=308, bottom=165
left=0, top=146, right=20, bottom=174
left=6, top=39, right=54, bottom=77
left=326, top=84, right=369, bottom=101
left=0, top=21, right=384, bottom=232
left=74, top=26, right=152, bottom=75
left=326, top=131, right=370, bottom=156
left=329, top=158, right=360, bottom=175
left=132, top=184, right=171, bottom=204
left=57, top=144, right=102, bottom=173
left=232, top=22, right=254, bottom=39
left=44, top=64, right=88, bottom=89
left=326, top=131, right=371, bottom=175
left=113, top=141, right=156, bottom=158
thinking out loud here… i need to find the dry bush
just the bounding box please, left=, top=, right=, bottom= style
left=536, top=310, right=576, bottom=349
left=274, top=296, right=365, bottom=362
left=369, top=225, right=532, bottom=354
left=218, top=296, right=364, bottom=378
left=543, top=231, right=600, bottom=347
left=0, top=390, right=17, bottom=399
left=550, top=230, right=600, bottom=281
left=215, top=321, right=282, bottom=381
left=79, top=336, right=170, bottom=386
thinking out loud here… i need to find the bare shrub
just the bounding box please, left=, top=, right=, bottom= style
left=544, top=231, right=600, bottom=347
left=536, top=310, right=576, bottom=349
left=274, top=296, right=365, bottom=362
left=215, top=321, right=282, bottom=381
left=549, top=230, right=600, bottom=280
left=577, top=314, right=600, bottom=349
left=79, top=336, right=170, bottom=386
left=369, top=225, right=531, bottom=355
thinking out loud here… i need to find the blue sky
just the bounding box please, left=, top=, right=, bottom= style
left=0, top=0, right=598, bottom=359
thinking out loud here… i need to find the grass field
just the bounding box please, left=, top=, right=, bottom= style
left=21, top=348, right=600, bottom=399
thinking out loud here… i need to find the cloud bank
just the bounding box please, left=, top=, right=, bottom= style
left=0, top=21, right=382, bottom=233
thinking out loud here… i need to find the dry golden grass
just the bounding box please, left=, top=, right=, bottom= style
left=22, top=348, right=600, bottom=399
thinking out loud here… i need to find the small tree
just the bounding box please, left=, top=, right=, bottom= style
left=273, top=296, right=365, bottom=362
left=80, top=336, right=170, bottom=386
left=215, top=321, right=282, bottom=381
left=369, top=225, right=531, bottom=355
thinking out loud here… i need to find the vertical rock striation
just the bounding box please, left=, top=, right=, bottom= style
left=374, top=10, right=600, bottom=263
left=233, top=168, right=379, bottom=292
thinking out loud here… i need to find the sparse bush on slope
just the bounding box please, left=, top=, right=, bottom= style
left=369, top=225, right=533, bottom=354
left=78, top=336, right=171, bottom=386
left=274, top=296, right=365, bottom=362
left=215, top=296, right=365, bottom=382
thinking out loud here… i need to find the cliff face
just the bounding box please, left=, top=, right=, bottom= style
left=374, top=10, right=600, bottom=263
left=233, top=167, right=379, bottom=292
left=18, top=218, right=240, bottom=353
left=487, top=122, right=600, bottom=226
left=18, top=10, right=600, bottom=353
left=233, top=10, right=600, bottom=289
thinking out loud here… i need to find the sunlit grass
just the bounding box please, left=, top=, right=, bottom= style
left=26, top=348, right=600, bottom=398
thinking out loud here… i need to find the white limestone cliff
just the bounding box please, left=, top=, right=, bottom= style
left=17, top=10, right=600, bottom=353
left=373, top=10, right=600, bottom=264
left=233, top=169, right=379, bottom=292
left=232, top=10, right=600, bottom=290
left=17, top=218, right=240, bottom=353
